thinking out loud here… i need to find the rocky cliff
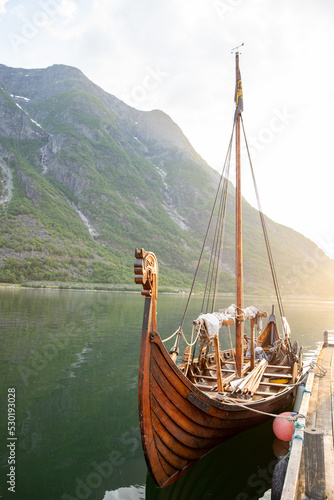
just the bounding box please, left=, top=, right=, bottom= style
left=0, top=63, right=333, bottom=296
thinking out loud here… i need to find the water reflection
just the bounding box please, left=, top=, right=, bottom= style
left=103, top=485, right=145, bottom=499
left=70, top=343, right=93, bottom=377
left=0, top=289, right=332, bottom=500
left=145, top=420, right=277, bottom=500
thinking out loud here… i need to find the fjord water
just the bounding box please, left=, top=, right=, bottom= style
left=0, top=288, right=333, bottom=500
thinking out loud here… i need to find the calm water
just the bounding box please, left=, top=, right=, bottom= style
left=0, top=288, right=332, bottom=500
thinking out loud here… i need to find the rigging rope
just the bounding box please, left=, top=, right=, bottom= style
left=202, top=151, right=232, bottom=314
left=240, top=115, right=285, bottom=319
left=179, top=123, right=235, bottom=332
left=176, top=114, right=286, bottom=347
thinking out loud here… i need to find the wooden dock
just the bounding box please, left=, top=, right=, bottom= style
left=281, top=331, right=334, bottom=499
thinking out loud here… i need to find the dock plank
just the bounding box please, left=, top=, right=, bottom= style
left=282, top=340, right=334, bottom=499
left=312, top=344, right=334, bottom=497
left=314, top=346, right=332, bottom=433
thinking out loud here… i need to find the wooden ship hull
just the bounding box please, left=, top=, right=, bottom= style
left=138, top=292, right=300, bottom=488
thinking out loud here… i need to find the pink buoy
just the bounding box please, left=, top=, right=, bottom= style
left=273, top=412, right=295, bottom=442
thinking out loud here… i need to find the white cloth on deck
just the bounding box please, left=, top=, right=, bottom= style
left=195, top=304, right=264, bottom=340
left=218, top=304, right=261, bottom=320
left=196, top=313, right=220, bottom=339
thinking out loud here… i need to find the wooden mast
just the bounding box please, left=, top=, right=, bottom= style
left=235, top=52, right=243, bottom=377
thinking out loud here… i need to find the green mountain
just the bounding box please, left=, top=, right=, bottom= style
left=0, top=63, right=333, bottom=296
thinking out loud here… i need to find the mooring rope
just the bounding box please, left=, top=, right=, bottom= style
left=312, top=361, right=327, bottom=376
left=221, top=395, right=304, bottom=420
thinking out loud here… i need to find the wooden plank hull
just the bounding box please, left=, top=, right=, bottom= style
left=139, top=328, right=297, bottom=488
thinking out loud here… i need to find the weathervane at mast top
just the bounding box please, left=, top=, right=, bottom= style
left=231, top=42, right=244, bottom=54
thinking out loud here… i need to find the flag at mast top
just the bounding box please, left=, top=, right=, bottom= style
left=232, top=43, right=244, bottom=120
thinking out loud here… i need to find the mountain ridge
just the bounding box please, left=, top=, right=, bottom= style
left=0, top=62, right=333, bottom=296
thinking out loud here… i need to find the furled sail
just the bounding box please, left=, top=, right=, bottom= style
left=194, top=304, right=265, bottom=339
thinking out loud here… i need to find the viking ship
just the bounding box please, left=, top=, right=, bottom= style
left=134, top=49, right=303, bottom=488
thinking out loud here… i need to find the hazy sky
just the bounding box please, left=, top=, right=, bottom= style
left=1, top=0, right=334, bottom=258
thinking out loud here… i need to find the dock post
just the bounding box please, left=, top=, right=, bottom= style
left=323, top=330, right=328, bottom=347
left=304, top=428, right=326, bottom=499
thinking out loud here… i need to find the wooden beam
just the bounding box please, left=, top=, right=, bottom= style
left=264, top=372, right=292, bottom=379
left=253, top=390, right=277, bottom=397
left=221, top=319, right=235, bottom=326
left=266, top=364, right=291, bottom=370
left=223, top=361, right=290, bottom=370
left=194, top=383, right=217, bottom=391
left=211, top=362, right=251, bottom=374
left=214, top=334, right=224, bottom=392
left=250, top=318, right=255, bottom=370
left=259, top=381, right=289, bottom=388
